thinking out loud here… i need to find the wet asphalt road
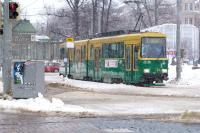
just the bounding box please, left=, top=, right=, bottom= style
left=0, top=112, right=200, bottom=133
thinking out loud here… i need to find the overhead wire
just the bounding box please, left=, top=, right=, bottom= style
left=20, top=0, right=41, bottom=11
left=18, top=0, right=66, bottom=22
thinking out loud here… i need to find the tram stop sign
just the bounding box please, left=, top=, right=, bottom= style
left=66, top=38, right=74, bottom=48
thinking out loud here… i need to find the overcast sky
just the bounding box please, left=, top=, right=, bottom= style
left=12, top=0, right=176, bottom=24
left=14, top=0, right=66, bottom=24
left=13, top=0, right=125, bottom=24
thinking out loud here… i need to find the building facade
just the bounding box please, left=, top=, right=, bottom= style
left=12, top=19, right=37, bottom=60
left=12, top=19, right=60, bottom=61
left=181, top=0, right=200, bottom=26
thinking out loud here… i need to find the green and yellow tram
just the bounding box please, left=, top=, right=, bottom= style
left=61, top=31, right=168, bottom=85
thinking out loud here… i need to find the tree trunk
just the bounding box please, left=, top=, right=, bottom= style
left=74, top=0, right=80, bottom=36
left=92, top=0, right=98, bottom=35
left=105, top=0, right=112, bottom=32
left=101, top=0, right=105, bottom=32
left=154, top=0, right=158, bottom=25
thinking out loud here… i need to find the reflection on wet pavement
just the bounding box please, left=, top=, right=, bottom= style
left=0, top=112, right=199, bottom=133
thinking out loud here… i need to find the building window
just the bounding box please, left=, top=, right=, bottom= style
left=185, top=18, right=188, bottom=24
left=189, top=18, right=193, bottom=24
left=185, top=18, right=193, bottom=24
left=190, top=3, right=193, bottom=10
left=195, top=4, right=200, bottom=10
left=185, top=3, right=188, bottom=10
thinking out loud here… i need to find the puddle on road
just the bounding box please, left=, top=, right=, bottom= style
left=104, top=128, right=134, bottom=132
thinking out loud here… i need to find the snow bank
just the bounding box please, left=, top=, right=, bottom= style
left=65, top=78, right=136, bottom=90
left=63, top=77, right=200, bottom=98
left=62, top=64, right=200, bottom=88
left=0, top=93, right=92, bottom=114
left=44, top=64, right=200, bottom=98
left=0, top=82, right=3, bottom=93
left=167, top=64, right=200, bottom=86
left=0, top=68, right=2, bottom=93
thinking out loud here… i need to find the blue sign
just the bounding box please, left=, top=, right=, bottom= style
left=14, top=62, right=25, bottom=84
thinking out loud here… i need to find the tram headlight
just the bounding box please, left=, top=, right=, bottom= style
left=144, top=69, right=150, bottom=73
left=161, top=69, right=168, bottom=73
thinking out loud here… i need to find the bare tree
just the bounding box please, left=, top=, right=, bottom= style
left=142, top=0, right=153, bottom=26
left=142, top=0, right=175, bottom=26
left=100, top=0, right=105, bottom=32
left=91, top=0, right=99, bottom=35
left=41, top=0, right=176, bottom=41
left=105, top=0, right=112, bottom=32
left=98, top=0, right=113, bottom=32
left=65, top=0, right=86, bottom=36
left=154, top=0, right=158, bottom=25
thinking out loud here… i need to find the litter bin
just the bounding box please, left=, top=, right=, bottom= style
left=12, top=61, right=45, bottom=98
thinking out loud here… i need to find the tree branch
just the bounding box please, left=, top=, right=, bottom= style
left=78, top=0, right=85, bottom=8
left=65, top=0, right=74, bottom=11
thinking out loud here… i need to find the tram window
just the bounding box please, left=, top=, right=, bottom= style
left=141, top=38, right=166, bottom=58
left=75, top=49, right=77, bottom=62
left=99, top=49, right=101, bottom=58
left=81, top=46, right=86, bottom=60
left=126, top=48, right=131, bottom=69
left=73, top=48, right=75, bottom=61
left=76, top=49, right=81, bottom=62
left=118, top=43, right=124, bottom=58
left=110, top=44, right=117, bottom=57
left=102, top=42, right=124, bottom=58
left=102, top=44, right=109, bottom=58
left=134, top=47, right=138, bottom=69
left=90, top=45, right=94, bottom=59
left=84, top=46, right=86, bottom=59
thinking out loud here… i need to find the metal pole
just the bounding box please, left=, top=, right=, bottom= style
left=2, top=0, right=13, bottom=95
left=154, top=0, right=158, bottom=25
left=68, top=48, right=71, bottom=78
left=176, top=0, right=181, bottom=81
left=64, top=48, right=67, bottom=76
left=0, top=36, right=2, bottom=64
left=0, top=3, right=2, bottom=64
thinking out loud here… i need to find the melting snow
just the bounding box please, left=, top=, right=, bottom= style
left=0, top=64, right=200, bottom=114
left=167, top=64, right=200, bottom=86
left=0, top=93, right=91, bottom=114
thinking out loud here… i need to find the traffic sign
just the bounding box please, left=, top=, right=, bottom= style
left=66, top=38, right=74, bottom=48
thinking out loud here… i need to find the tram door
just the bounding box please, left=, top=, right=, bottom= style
left=125, top=44, right=137, bottom=82
left=94, top=47, right=101, bottom=80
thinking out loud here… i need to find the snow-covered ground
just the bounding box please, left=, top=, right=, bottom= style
left=46, top=64, right=200, bottom=87
left=167, top=64, right=200, bottom=86
left=45, top=65, right=200, bottom=98
left=0, top=64, right=200, bottom=116
left=0, top=93, right=93, bottom=114
left=54, top=90, right=200, bottom=116
left=0, top=82, right=2, bottom=94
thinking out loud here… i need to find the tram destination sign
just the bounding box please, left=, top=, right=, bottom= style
left=66, top=38, right=74, bottom=48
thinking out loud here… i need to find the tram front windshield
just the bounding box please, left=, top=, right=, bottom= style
left=141, top=37, right=166, bottom=58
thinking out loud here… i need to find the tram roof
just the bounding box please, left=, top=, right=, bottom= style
left=59, top=32, right=166, bottom=47
left=75, top=32, right=166, bottom=43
